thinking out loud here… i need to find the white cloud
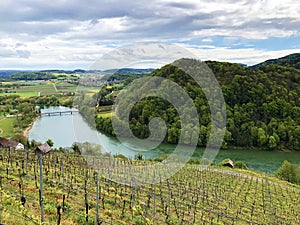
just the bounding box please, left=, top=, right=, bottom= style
left=0, top=0, right=299, bottom=69
left=184, top=44, right=300, bottom=65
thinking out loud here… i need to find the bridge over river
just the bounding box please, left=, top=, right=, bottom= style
left=40, top=110, right=79, bottom=116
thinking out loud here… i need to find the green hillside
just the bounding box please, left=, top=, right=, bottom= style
left=251, top=53, right=300, bottom=69
left=94, top=57, right=300, bottom=151
left=0, top=148, right=299, bottom=224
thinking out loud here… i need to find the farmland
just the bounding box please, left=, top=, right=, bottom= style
left=0, top=148, right=299, bottom=225
left=0, top=81, right=97, bottom=98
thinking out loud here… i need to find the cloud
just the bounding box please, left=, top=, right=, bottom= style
left=91, top=42, right=197, bottom=70
left=183, top=44, right=300, bottom=65
left=0, top=0, right=299, bottom=69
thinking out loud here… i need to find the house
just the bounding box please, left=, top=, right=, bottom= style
left=0, top=137, right=24, bottom=150
left=35, top=143, right=51, bottom=155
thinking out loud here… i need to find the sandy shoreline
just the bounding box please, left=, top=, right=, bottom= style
left=23, top=122, right=34, bottom=138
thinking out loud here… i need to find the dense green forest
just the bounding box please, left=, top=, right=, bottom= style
left=252, top=53, right=300, bottom=69
left=10, top=72, right=57, bottom=80
left=81, top=55, right=300, bottom=151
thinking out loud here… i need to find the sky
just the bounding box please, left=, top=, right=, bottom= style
left=0, top=0, right=300, bottom=70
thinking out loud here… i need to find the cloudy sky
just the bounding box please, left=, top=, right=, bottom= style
left=0, top=0, right=300, bottom=69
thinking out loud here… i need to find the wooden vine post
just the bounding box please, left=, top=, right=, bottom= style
left=38, top=153, right=45, bottom=223
left=95, top=171, right=100, bottom=224
left=24, top=148, right=29, bottom=181
left=84, top=171, right=89, bottom=222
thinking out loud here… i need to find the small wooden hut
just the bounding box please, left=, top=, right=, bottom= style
left=35, top=143, right=51, bottom=155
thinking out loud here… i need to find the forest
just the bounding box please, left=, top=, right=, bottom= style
left=92, top=54, right=300, bottom=151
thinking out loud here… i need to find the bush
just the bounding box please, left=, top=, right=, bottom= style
left=199, top=158, right=212, bottom=166
left=188, top=158, right=200, bottom=164
left=114, top=154, right=128, bottom=160
left=134, top=153, right=143, bottom=160
left=234, top=161, right=248, bottom=170
left=153, top=154, right=169, bottom=162
left=276, top=160, right=300, bottom=184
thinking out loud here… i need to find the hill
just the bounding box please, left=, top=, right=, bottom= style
left=0, top=70, right=27, bottom=78
left=94, top=57, right=300, bottom=151
left=251, top=53, right=300, bottom=69
left=0, top=148, right=299, bottom=224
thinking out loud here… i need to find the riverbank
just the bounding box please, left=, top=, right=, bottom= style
left=23, top=121, right=35, bottom=138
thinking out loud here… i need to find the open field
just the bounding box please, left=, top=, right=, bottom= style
left=0, top=117, right=15, bottom=137
left=97, top=105, right=113, bottom=118
left=0, top=83, right=56, bottom=97
left=97, top=112, right=113, bottom=118
left=0, top=148, right=299, bottom=225
left=0, top=82, right=99, bottom=97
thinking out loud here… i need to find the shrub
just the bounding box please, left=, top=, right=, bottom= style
left=114, top=154, right=127, bottom=160
left=234, top=161, right=248, bottom=170
left=154, top=154, right=169, bottom=162
left=188, top=158, right=200, bottom=164
left=199, top=158, right=212, bottom=166
left=276, top=160, right=300, bottom=184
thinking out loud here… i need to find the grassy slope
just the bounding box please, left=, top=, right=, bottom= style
left=0, top=117, right=16, bottom=138
left=0, top=149, right=299, bottom=225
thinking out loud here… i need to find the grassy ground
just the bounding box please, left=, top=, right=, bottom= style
left=97, top=112, right=113, bottom=118
left=0, top=149, right=299, bottom=225
left=0, top=82, right=98, bottom=97
left=0, top=117, right=16, bottom=137
left=97, top=105, right=113, bottom=118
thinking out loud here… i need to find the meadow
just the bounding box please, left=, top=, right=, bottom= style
left=0, top=117, right=16, bottom=138
left=0, top=81, right=97, bottom=98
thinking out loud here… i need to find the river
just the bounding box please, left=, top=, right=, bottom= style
left=29, top=106, right=300, bottom=174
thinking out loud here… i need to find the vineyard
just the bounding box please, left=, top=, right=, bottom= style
left=0, top=148, right=299, bottom=225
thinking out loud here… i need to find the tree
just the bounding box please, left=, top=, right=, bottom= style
left=234, top=161, right=248, bottom=169
left=134, top=153, right=143, bottom=161
left=276, top=160, right=299, bottom=184
left=268, top=136, right=277, bottom=149
left=11, top=133, right=27, bottom=146
left=277, top=123, right=287, bottom=141
left=257, top=128, right=267, bottom=147
left=46, top=139, right=54, bottom=147
left=71, top=143, right=81, bottom=154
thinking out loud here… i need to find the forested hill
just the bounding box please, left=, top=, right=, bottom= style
left=94, top=56, right=300, bottom=151
left=251, top=53, right=300, bottom=69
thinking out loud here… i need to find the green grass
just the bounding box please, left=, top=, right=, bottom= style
left=0, top=84, right=56, bottom=97
left=97, top=105, right=113, bottom=118
left=0, top=117, right=16, bottom=137
left=97, top=112, right=113, bottom=118
left=1, top=81, right=99, bottom=98
left=0, top=82, right=93, bottom=97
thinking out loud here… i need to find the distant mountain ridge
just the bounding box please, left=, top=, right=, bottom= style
left=0, top=70, right=32, bottom=78
left=2, top=53, right=300, bottom=79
